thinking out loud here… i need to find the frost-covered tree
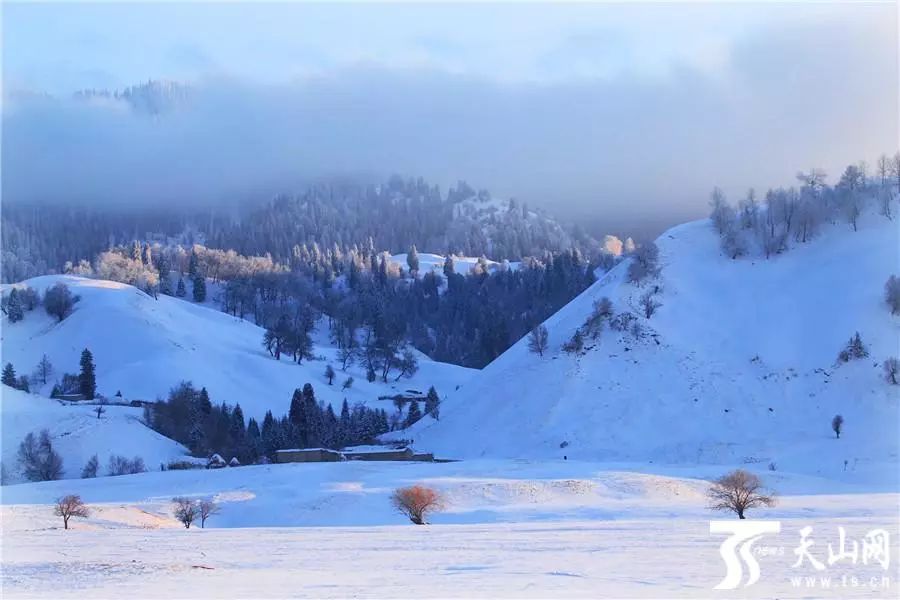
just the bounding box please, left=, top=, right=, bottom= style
left=79, top=348, right=97, bottom=400
left=527, top=324, right=549, bottom=357
left=407, top=245, right=420, bottom=274
left=176, top=276, right=187, bottom=297
left=709, top=187, right=736, bottom=235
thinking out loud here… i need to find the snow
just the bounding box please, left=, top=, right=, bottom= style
left=0, top=274, right=476, bottom=427
left=1, top=211, right=898, bottom=597
left=1, top=459, right=896, bottom=597
left=389, top=252, right=518, bottom=278
left=407, top=212, right=899, bottom=481
left=0, top=387, right=188, bottom=484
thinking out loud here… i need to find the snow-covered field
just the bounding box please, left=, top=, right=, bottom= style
left=2, top=459, right=897, bottom=598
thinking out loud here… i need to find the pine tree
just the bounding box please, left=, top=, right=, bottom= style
left=405, top=399, right=422, bottom=428
left=6, top=288, right=24, bottom=323
left=176, top=277, right=187, bottom=297
left=79, top=348, right=97, bottom=400
left=424, top=386, right=441, bottom=420
left=2, top=363, right=17, bottom=387
left=188, top=248, right=199, bottom=277
left=192, top=274, right=206, bottom=302
left=339, top=399, right=351, bottom=447
left=198, top=387, right=212, bottom=414
left=288, top=388, right=307, bottom=447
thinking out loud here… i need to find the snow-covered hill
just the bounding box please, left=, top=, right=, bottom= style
left=0, top=387, right=188, bottom=483
left=1, top=275, right=475, bottom=424
left=409, top=212, right=899, bottom=480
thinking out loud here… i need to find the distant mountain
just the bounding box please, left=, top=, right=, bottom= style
left=73, top=80, right=191, bottom=115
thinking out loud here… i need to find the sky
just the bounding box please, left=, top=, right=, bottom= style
left=3, top=1, right=898, bottom=236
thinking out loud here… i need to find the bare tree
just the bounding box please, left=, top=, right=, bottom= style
left=883, top=357, right=899, bottom=385
left=34, top=354, right=53, bottom=385
left=43, top=282, right=78, bottom=322
left=527, top=324, right=549, bottom=357
left=17, top=429, right=64, bottom=482
left=391, top=485, right=443, bottom=525
left=54, top=494, right=89, bottom=529
left=640, top=290, right=661, bottom=319
left=707, top=469, right=775, bottom=519
left=199, top=499, right=220, bottom=528
left=325, top=364, right=336, bottom=385
left=832, top=414, right=844, bottom=439
left=81, top=454, right=99, bottom=478
left=172, top=497, right=199, bottom=528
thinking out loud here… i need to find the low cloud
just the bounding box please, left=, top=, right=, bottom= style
left=2, top=14, right=895, bottom=236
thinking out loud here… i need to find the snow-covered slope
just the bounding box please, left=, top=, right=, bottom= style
left=1, top=275, right=475, bottom=424
left=410, top=212, right=899, bottom=479
left=0, top=387, right=188, bottom=483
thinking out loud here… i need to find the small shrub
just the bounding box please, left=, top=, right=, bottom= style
left=165, top=460, right=203, bottom=471
left=837, top=332, right=868, bottom=363
left=107, top=455, right=146, bottom=476
left=391, top=485, right=443, bottom=525
left=562, top=330, right=584, bottom=355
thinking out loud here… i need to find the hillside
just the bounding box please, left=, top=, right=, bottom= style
left=0, top=387, right=188, bottom=483
left=0, top=275, right=476, bottom=424
left=408, top=211, right=899, bottom=480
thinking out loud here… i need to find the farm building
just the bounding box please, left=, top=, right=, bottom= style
left=274, top=448, right=344, bottom=463
left=273, top=445, right=436, bottom=464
